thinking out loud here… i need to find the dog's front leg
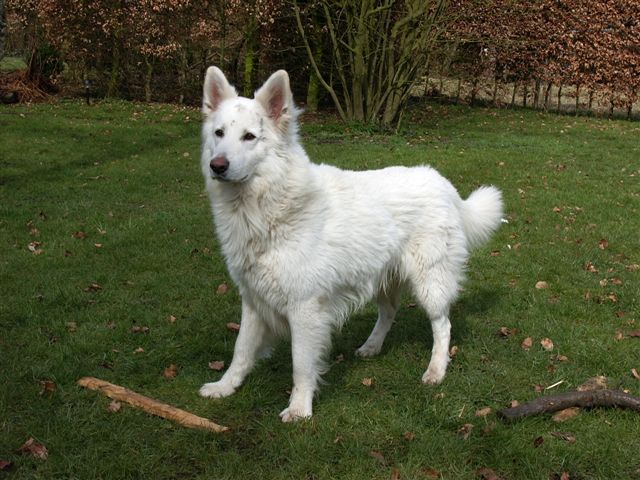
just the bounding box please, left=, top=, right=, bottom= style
left=279, top=301, right=333, bottom=422
left=200, top=300, right=272, bottom=399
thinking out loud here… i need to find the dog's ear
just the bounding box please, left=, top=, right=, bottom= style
left=202, top=66, right=237, bottom=116
left=255, top=70, right=293, bottom=126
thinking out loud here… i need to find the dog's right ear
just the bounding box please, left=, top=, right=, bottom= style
left=202, top=66, right=237, bottom=116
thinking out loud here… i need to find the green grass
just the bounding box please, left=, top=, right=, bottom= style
left=1, top=99, right=639, bottom=479
left=0, top=57, right=28, bottom=72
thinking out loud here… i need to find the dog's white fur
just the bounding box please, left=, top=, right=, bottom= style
left=199, top=67, right=503, bottom=422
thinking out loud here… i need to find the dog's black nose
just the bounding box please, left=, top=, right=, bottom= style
left=210, top=156, right=229, bottom=176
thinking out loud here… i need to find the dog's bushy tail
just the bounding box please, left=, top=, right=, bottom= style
left=461, top=186, right=503, bottom=249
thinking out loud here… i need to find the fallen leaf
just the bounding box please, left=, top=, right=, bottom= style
left=226, top=322, right=240, bottom=332
left=554, top=354, right=569, bottom=362
left=362, top=377, right=373, bottom=387
left=94, top=243, right=103, bottom=248
left=73, top=231, right=88, bottom=239
left=457, top=423, right=474, bottom=440
left=107, top=400, right=122, bottom=413
left=614, top=331, right=624, bottom=341
left=559, top=472, right=570, bottom=480
left=65, top=321, right=77, bottom=332
left=629, top=331, right=640, bottom=338
left=391, top=468, right=401, bottom=480
left=533, top=384, right=544, bottom=393
left=535, top=281, right=549, bottom=289
left=626, top=264, right=640, bottom=272
left=130, top=326, right=149, bottom=333
left=421, top=467, right=441, bottom=478
left=533, top=436, right=544, bottom=448
left=163, top=364, right=178, bottom=378
left=540, top=338, right=554, bottom=351
left=0, top=460, right=13, bottom=471
left=168, top=315, right=177, bottom=323
left=27, top=241, right=44, bottom=255
left=403, top=431, right=415, bottom=441
left=475, top=407, right=492, bottom=418
left=490, top=250, right=500, bottom=257
left=216, top=283, right=229, bottom=295
left=449, top=345, right=459, bottom=358
left=584, top=262, right=598, bottom=273
left=64, top=250, right=73, bottom=257
left=498, top=326, right=518, bottom=337
left=84, top=283, right=102, bottom=293
left=552, top=407, right=580, bottom=422
left=476, top=467, right=501, bottom=480
left=508, top=400, right=520, bottom=408
left=577, top=376, right=607, bottom=391
left=521, top=337, right=533, bottom=350
left=208, top=360, right=225, bottom=371
left=631, top=368, right=640, bottom=380
left=335, top=353, right=345, bottom=363
left=39, top=380, right=56, bottom=395
left=133, top=347, right=145, bottom=353
left=17, top=438, right=48, bottom=460
left=368, top=450, right=387, bottom=465
left=551, top=431, right=577, bottom=444
left=598, top=238, right=609, bottom=250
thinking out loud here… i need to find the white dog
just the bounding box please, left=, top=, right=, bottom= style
left=199, top=67, right=503, bottom=422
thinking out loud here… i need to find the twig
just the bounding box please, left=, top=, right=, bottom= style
left=77, top=377, right=229, bottom=433
left=498, top=389, right=640, bottom=421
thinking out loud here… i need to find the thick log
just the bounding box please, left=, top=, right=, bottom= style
left=78, top=377, right=229, bottom=433
left=498, top=389, right=640, bottom=421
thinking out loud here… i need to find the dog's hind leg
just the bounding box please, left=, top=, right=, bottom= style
left=280, top=300, right=334, bottom=422
left=356, top=285, right=401, bottom=357
left=408, top=253, right=463, bottom=385
left=200, top=300, right=274, bottom=399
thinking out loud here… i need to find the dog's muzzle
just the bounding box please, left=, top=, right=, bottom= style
left=210, top=155, right=229, bottom=178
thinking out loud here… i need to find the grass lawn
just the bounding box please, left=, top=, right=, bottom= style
left=1, top=99, right=639, bottom=479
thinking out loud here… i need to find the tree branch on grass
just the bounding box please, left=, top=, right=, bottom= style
left=497, top=389, right=640, bottom=422
left=78, top=377, right=229, bottom=433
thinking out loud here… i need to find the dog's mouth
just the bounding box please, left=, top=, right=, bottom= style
left=212, top=173, right=249, bottom=184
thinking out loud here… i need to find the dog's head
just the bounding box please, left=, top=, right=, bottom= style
left=201, top=67, right=300, bottom=184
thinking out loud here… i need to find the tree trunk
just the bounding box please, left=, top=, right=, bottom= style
left=522, top=81, right=528, bottom=108
left=533, top=79, right=541, bottom=108
left=588, top=90, right=594, bottom=112
left=470, top=78, right=479, bottom=105
left=544, top=82, right=552, bottom=111
left=575, top=84, right=580, bottom=115
left=456, top=78, right=462, bottom=104
left=510, top=82, right=517, bottom=107
left=557, top=85, right=563, bottom=112
left=144, top=57, right=153, bottom=102
left=492, top=79, right=499, bottom=106
left=177, top=49, right=187, bottom=104
left=0, top=0, right=6, bottom=60
left=242, top=30, right=256, bottom=97
left=107, top=29, right=121, bottom=98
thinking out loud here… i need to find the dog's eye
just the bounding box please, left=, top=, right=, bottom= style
left=242, top=132, right=256, bottom=141
left=214, top=129, right=224, bottom=138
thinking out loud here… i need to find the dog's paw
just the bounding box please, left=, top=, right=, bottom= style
left=421, top=367, right=446, bottom=385
left=199, top=381, right=236, bottom=398
left=355, top=342, right=382, bottom=357
left=279, top=406, right=312, bottom=423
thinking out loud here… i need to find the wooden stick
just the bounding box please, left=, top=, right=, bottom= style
left=77, top=377, right=229, bottom=433
left=498, top=389, right=640, bottom=421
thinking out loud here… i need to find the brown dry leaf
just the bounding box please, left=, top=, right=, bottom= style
left=475, top=407, right=492, bottom=418
left=535, top=281, right=549, bottom=289
left=94, top=243, right=103, bottom=248
left=533, top=436, right=544, bottom=448
left=216, top=283, right=229, bottom=295
left=449, top=345, right=459, bottom=358
left=17, top=437, right=48, bottom=460
left=39, top=380, right=56, bottom=395
left=629, top=331, right=640, bottom=338
left=584, top=262, right=599, bottom=273
left=226, top=322, right=240, bottom=332
left=168, top=315, right=177, bottom=324
left=540, top=338, right=554, bottom=351
left=403, top=431, right=416, bottom=441
left=421, top=467, right=441, bottom=478
left=28, top=241, right=44, bottom=255
left=457, top=423, right=474, bottom=440
left=559, top=472, right=570, bottom=480
left=598, top=238, right=609, bottom=250
left=626, top=264, right=640, bottom=272
left=533, top=384, right=544, bottom=393
left=73, top=231, right=88, bottom=239
left=131, top=326, right=149, bottom=333
left=208, top=360, right=225, bottom=371
left=133, top=347, right=145, bottom=354
left=163, top=364, right=178, bottom=378
left=498, top=326, right=518, bottom=337
left=521, top=337, right=533, bottom=350
left=551, top=431, right=577, bottom=444
left=0, top=460, right=13, bottom=471
left=390, top=468, right=401, bottom=480
left=368, top=450, right=387, bottom=465
left=554, top=354, right=569, bottom=362
left=476, top=467, right=502, bottom=480
left=84, top=283, right=102, bottom=293
left=577, top=376, right=607, bottom=391
left=614, top=331, right=625, bottom=341
left=552, top=407, right=580, bottom=422
left=362, top=377, right=374, bottom=387
left=107, top=400, right=122, bottom=413
left=631, top=368, right=640, bottom=380
left=490, top=250, right=500, bottom=257
left=66, top=321, right=77, bottom=332
left=508, top=400, right=520, bottom=408
left=335, top=353, right=345, bottom=363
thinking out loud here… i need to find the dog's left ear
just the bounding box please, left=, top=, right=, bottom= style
left=202, top=66, right=237, bottom=116
left=255, top=70, right=293, bottom=127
